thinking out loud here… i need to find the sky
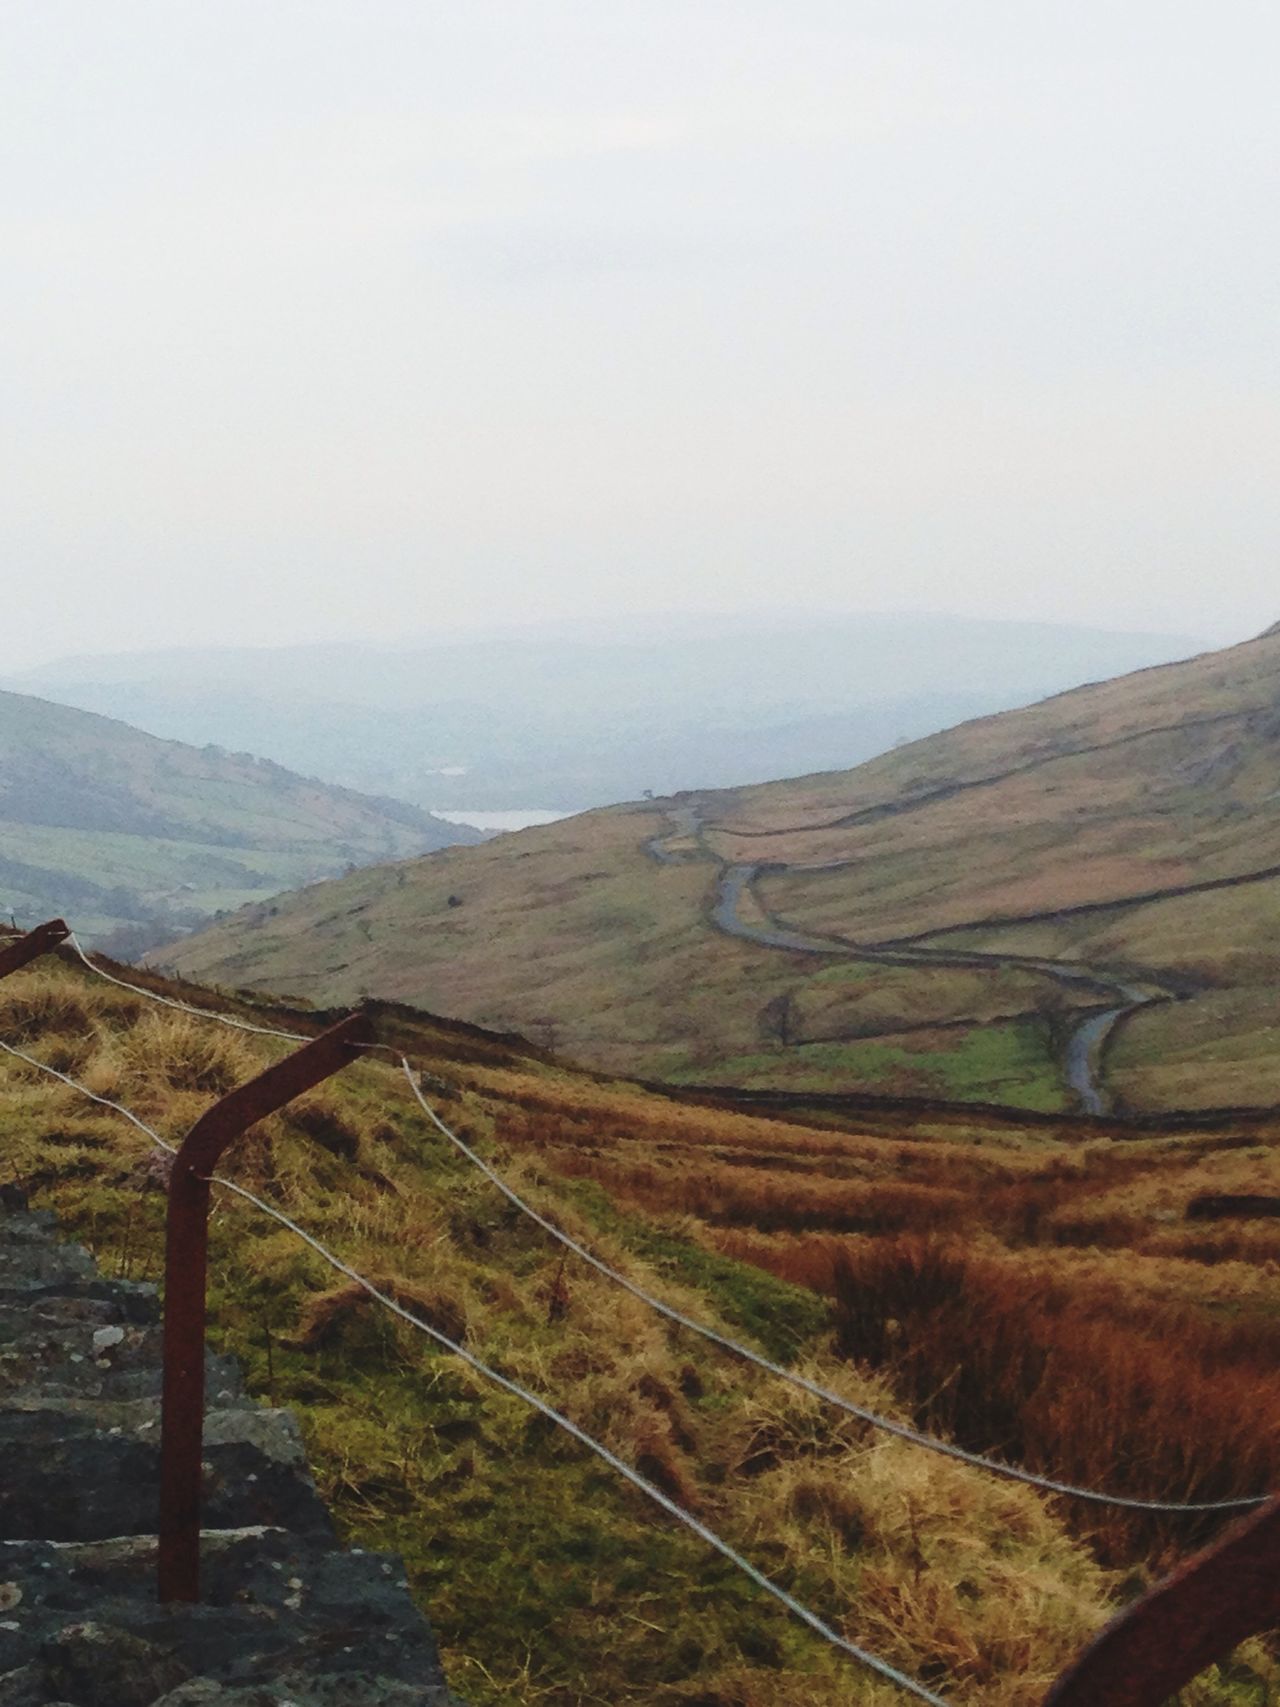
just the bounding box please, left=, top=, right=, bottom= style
left=5, top=1, right=1278, bottom=666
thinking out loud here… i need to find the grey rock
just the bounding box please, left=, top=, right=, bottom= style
left=202, top=1410, right=307, bottom=1470
left=273, top=1678, right=456, bottom=1705
left=0, top=1530, right=449, bottom=1690
left=149, top=1687, right=239, bottom=1707
left=0, top=1207, right=454, bottom=1704
left=153, top=1684, right=455, bottom=1706
left=0, top=1403, right=332, bottom=1542
left=151, top=1687, right=271, bottom=1707
left=42, top=1621, right=191, bottom=1706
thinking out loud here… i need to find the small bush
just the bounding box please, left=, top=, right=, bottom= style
left=288, top=1277, right=468, bottom=1353
left=120, top=1013, right=259, bottom=1094
left=0, top=982, right=99, bottom=1043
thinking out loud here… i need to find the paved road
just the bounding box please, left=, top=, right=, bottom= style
left=646, top=803, right=706, bottom=864
left=651, top=804, right=1164, bottom=1115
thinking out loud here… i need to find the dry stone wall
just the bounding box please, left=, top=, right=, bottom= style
left=0, top=1192, right=457, bottom=1707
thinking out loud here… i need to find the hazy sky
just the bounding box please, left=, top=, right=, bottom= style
left=6, top=2, right=1278, bottom=665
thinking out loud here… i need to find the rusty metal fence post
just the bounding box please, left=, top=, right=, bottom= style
left=0, top=918, right=70, bottom=981
left=158, top=1010, right=372, bottom=1603
left=1044, top=1496, right=1280, bottom=1705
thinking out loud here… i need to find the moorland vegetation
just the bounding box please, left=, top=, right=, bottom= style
left=2, top=950, right=1277, bottom=1703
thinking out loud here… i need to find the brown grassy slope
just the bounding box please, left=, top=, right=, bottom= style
left=509, top=1066, right=1280, bottom=1571
left=0, top=954, right=1171, bottom=1707
left=163, top=627, right=1280, bottom=1110
left=735, top=637, right=1280, bottom=941
left=710, top=629, right=1280, bottom=843
left=154, top=807, right=763, bottom=1069
left=160, top=807, right=1072, bottom=1092
left=927, top=881, right=1280, bottom=1110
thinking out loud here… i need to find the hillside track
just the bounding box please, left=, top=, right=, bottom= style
left=650, top=798, right=1173, bottom=1115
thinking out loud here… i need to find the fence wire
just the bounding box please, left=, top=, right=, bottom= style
left=67, top=933, right=311, bottom=1042
left=58, top=937, right=1272, bottom=1516
left=0, top=1032, right=948, bottom=1707
left=399, top=1065, right=1267, bottom=1517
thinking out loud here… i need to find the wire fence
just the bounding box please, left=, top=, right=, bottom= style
left=67, top=933, right=312, bottom=1042
left=398, top=1063, right=1264, bottom=1517
left=61, top=934, right=1269, bottom=1519
left=2, top=927, right=1275, bottom=1704
left=0, top=1028, right=947, bottom=1706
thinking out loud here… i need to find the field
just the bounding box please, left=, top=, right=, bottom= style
left=3, top=952, right=1278, bottom=1703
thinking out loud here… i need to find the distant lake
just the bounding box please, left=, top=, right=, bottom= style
left=433, top=809, right=571, bottom=833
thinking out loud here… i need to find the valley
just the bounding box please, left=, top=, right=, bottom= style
left=13, top=10, right=1279, bottom=1702
left=688, top=831, right=1164, bottom=1117
left=0, top=689, right=480, bottom=953
left=7, top=632, right=1280, bottom=1700
left=15, top=615, right=1192, bottom=817
left=163, top=625, right=1280, bottom=1116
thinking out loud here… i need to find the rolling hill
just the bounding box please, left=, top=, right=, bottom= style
left=0, top=687, right=480, bottom=950
left=161, top=625, right=1280, bottom=1114
left=14, top=613, right=1194, bottom=813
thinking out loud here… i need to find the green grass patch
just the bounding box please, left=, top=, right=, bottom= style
left=557, top=1177, right=831, bottom=1361
left=670, top=1020, right=1065, bottom=1112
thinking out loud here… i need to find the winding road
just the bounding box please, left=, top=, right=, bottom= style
left=651, top=804, right=1170, bottom=1115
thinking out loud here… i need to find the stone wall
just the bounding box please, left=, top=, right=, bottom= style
left=0, top=1194, right=457, bottom=1707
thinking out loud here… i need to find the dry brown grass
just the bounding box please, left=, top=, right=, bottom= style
left=288, top=1276, right=470, bottom=1350
left=1, top=959, right=1164, bottom=1705
left=455, top=1050, right=1280, bottom=1588
left=827, top=1237, right=1280, bottom=1562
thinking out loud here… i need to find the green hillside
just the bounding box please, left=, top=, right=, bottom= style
left=162, top=627, right=1280, bottom=1114
left=0, top=688, right=479, bottom=950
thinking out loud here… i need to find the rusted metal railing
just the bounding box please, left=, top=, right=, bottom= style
left=1045, top=1495, right=1280, bottom=1704
left=0, top=917, right=70, bottom=980
left=158, top=1010, right=373, bottom=1603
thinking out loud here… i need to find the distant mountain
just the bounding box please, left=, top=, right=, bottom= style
left=161, top=625, right=1280, bottom=1113
left=0, top=689, right=481, bottom=953
left=14, top=614, right=1196, bottom=813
